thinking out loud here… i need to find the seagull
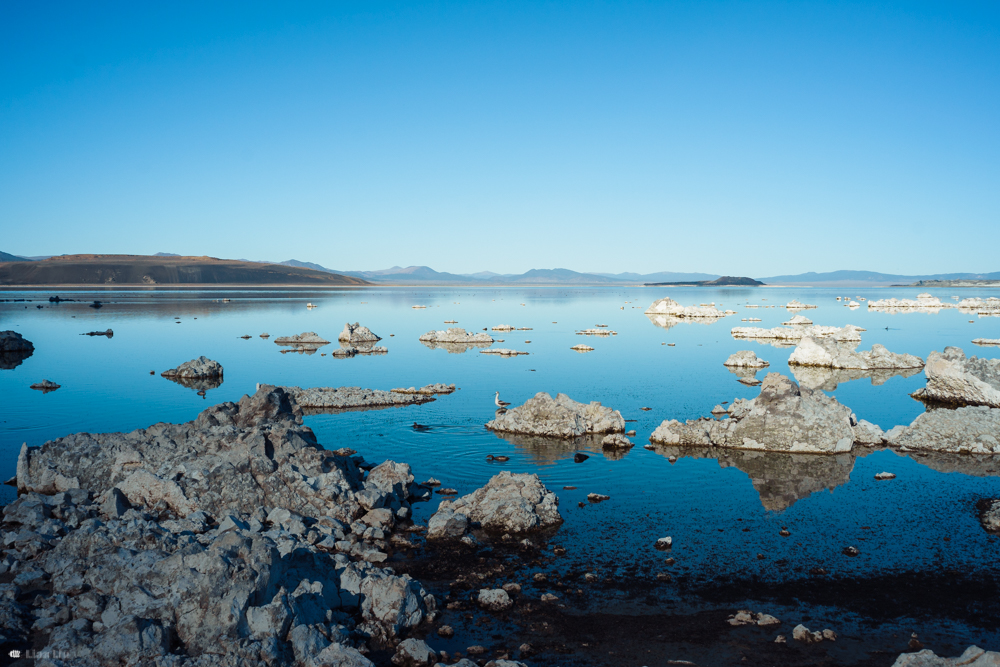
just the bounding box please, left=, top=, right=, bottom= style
left=494, top=392, right=511, bottom=409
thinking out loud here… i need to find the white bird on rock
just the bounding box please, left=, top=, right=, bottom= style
left=495, top=392, right=511, bottom=409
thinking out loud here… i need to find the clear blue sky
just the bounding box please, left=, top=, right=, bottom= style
left=1, top=1, right=997, bottom=276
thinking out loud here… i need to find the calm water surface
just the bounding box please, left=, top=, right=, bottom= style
left=2, top=285, right=999, bottom=658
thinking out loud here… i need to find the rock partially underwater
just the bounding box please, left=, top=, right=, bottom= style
left=282, top=386, right=441, bottom=414
left=7, top=386, right=441, bottom=663
left=788, top=337, right=924, bottom=371
left=427, top=471, right=562, bottom=540
left=650, top=373, right=883, bottom=454
left=911, top=347, right=1000, bottom=408
left=486, top=392, right=625, bottom=439
left=0, top=330, right=34, bottom=369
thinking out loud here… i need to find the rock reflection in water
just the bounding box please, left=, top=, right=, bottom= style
left=420, top=340, right=493, bottom=354
left=791, top=366, right=921, bottom=391
left=903, top=451, right=1000, bottom=477
left=644, top=313, right=722, bottom=331
left=492, top=432, right=629, bottom=462
left=726, top=366, right=761, bottom=382
left=163, top=375, right=224, bottom=392
left=0, top=350, right=33, bottom=370
left=650, top=444, right=857, bottom=511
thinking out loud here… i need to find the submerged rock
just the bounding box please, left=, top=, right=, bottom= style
left=910, top=347, right=1000, bottom=408
left=724, top=350, right=769, bottom=368
left=81, top=328, right=113, bottom=337
left=788, top=337, right=924, bottom=370
left=886, top=406, right=1000, bottom=454
left=486, top=392, right=625, bottom=438
left=282, top=386, right=437, bottom=414
left=650, top=373, right=880, bottom=454
left=339, top=322, right=381, bottom=344
left=429, top=471, right=561, bottom=534
left=645, top=297, right=729, bottom=319
left=480, top=349, right=529, bottom=356
left=891, top=646, right=1000, bottom=666
left=160, top=356, right=223, bottom=379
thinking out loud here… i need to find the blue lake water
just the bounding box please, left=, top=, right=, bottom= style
left=2, top=285, right=999, bottom=660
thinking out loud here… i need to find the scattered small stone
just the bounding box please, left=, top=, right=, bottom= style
left=437, top=488, right=458, bottom=495
left=843, top=546, right=859, bottom=557
left=423, top=478, right=442, bottom=486
left=438, top=625, right=454, bottom=638
left=502, top=583, right=521, bottom=594
left=540, top=593, right=559, bottom=602
left=640, top=407, right=652, bottom=411
left=477, top=588, right=513, bottom=611
left=533, top=573, right=547, bottom=582
left=553, top=546, right=566, bottom=556
left=655, top=537, right=673, bottom=550
left=584, top=573, right=598, bottom=582
left=779, top=529, right=791, bottom=537
left=656, top=573, right=672, bottom=581
left=587, top=493, right=610, bottom=503
left=664, top=557, right=675, bottom=565
left=775, top=635, right=786, bottom=643
left=626, top=429, right=636, bottom=436
left=466, top=645, right=486, bottom=655
left=563, top=486, right=577, bottom=490
left=874, top=471, right=896, bottom=480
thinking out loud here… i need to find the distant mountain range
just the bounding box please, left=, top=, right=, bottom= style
left=758, top=270, right=1000, bottom=286
left=0, top=254, right=368, bottom=286
left=3, top=251, right=998, bottom=287
left=279, top=261, right=722, bottom=285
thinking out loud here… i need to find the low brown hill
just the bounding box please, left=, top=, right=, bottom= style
left=0, top=254, right=369, bottom=286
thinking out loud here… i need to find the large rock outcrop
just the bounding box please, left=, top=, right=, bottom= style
left=886, top=406, right=1000, bottom=454
left=650, top=373, right=883, bottom=454
left=428, top=472, right=561, bottom=537
left=339, top=322, right=381, bottom=344
left=645, top=297, right=730, bottom=319
left=486, top=392, right=625, bottom=438
left=891, top=646, right=1000, bottom=666
left=788, top=337, right=924, bottom=370
left=911, top=347, right=1000, bottom=407
left=3, top=386, right=440, bottom=664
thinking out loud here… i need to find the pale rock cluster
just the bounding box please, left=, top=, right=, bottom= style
left=788, top=338, right=924, bottom=370
left=486, top=392, right=625, bottom=438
